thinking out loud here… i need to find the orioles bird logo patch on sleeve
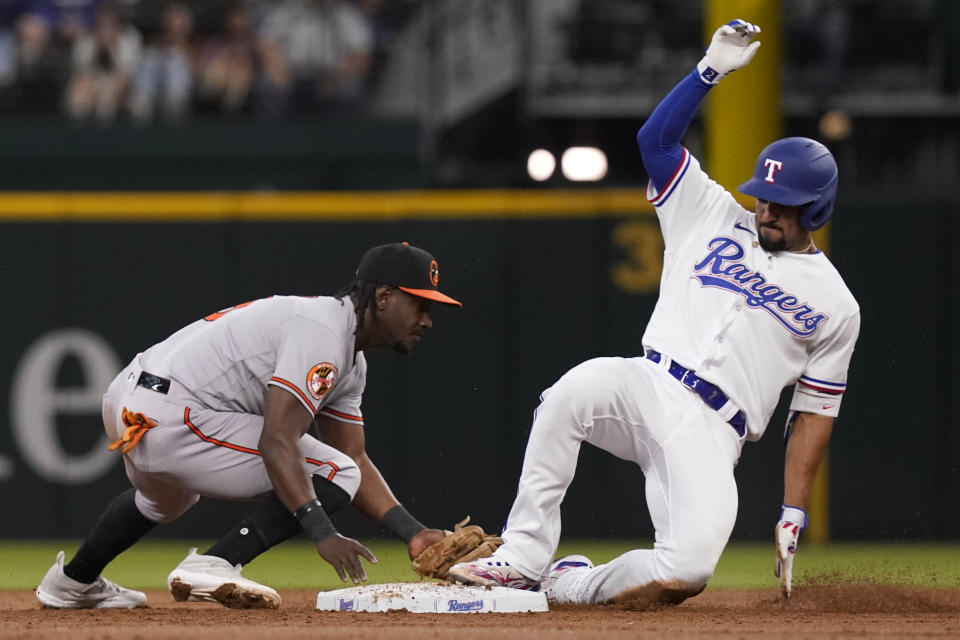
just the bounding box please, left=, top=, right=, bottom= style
left=307, top=363, right=338, bottom=400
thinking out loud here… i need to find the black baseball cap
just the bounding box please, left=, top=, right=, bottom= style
left=356, top=242, right=461, bottom=307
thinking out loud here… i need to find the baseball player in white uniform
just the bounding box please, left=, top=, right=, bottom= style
left=36, top=242, right=461, bottom=609
left=450, top=20, right=860, bottom=606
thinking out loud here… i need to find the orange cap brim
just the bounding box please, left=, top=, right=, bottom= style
left=398, top=287, right=462, bottom=307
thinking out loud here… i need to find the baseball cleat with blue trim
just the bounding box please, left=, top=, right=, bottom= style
left=540, top=555, right=594, bottom=602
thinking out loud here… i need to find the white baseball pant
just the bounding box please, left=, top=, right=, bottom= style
left=494, top=356, right=743, bottom=604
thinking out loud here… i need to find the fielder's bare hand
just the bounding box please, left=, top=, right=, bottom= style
left=315, top=533, right=378, bottom=584
left=408, top=528, right=445, bottom=560
left=774, top=505, right=806, bottom=598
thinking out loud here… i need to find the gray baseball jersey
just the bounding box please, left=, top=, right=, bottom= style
left=141, top=295, right=366, bottom=424
left=104, top=295, right=367, bottom=522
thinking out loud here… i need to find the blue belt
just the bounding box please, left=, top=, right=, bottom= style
left=645, top=350, right=746, bottom=438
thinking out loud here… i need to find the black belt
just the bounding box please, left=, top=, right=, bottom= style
left=137, top=371, right=170, bottom=394
left=645, top=350, right=746, bottom=437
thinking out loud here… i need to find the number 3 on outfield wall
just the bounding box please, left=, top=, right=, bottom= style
left=610, top=221, right=663, bottom=293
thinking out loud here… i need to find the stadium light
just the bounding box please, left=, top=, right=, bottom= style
left=561, top=147, right=607, bottom=182
left=526, top=149, right=556, bottom=182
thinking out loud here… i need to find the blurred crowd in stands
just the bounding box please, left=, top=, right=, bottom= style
left=2, top=0, right=956, bottom=127
left=0, top=0, right=411, bottom=123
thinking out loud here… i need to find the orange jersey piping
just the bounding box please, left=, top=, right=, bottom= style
left=182, top=407, right=339, bottom=481
left=319, top=407, right=364, bottom=423
left=269, top=376, right=317, bottom=413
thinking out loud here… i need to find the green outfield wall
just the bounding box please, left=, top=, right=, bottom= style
left=0, top=191, right=956, bottom=542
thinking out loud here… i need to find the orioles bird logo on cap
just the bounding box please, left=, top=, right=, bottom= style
left=429, top=260, right=439, bottom=286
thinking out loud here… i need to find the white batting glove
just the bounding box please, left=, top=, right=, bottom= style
left=696, top=19, right=762, bottom=85
left=774, top=505, right=806, bottom=598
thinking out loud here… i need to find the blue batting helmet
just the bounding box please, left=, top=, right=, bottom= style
left=738, top=137, right=839, bottom=231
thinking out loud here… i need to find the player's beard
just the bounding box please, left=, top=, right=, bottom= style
left=758, top=227, right=787, bottom=253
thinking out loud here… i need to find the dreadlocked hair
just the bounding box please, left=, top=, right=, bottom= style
left=335, top=279, right=381, bottom=329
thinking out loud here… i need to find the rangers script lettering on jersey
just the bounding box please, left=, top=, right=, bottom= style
left=644, top=149, right=860, bottom=440
left=692, top=237, right=828, bottom=337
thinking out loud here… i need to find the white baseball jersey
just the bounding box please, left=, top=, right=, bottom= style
left=644, top=148, right=860, bottom=440
left=492, top=148, right=861, bottom=603
left=140, top=295, right=366, bottom=424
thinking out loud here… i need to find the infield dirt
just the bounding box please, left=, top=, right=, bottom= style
left=2, top=585, right=958, bottom=639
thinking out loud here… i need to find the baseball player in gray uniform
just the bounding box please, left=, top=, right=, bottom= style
left=450, top=20, right=860, bottom=606
left=36, top=242, right=460, bottom=609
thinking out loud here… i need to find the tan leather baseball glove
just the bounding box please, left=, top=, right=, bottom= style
left=411, top=516, right=502, bottom=580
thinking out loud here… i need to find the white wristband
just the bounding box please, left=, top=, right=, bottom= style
left=696, top=58, right=723, bottom=85
left=780, top=505, right=807, bottom=529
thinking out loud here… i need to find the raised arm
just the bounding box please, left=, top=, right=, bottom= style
left=637, top=19, right=761, bottom=191
left=636, top=71, right=711, bottom=191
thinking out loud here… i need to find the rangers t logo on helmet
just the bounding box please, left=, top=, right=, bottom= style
left=738, top=137, right=839, bottom=231
left=763, top=159, right=783, bottom=183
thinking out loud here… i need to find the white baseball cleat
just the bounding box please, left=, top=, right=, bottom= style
left=448, top=557, right=538, bottom=590
left=540, top=554, right=594, bottom=603
left=36, top=550, right=148, bottom=609
left=167, top=548, right=280, bottom=609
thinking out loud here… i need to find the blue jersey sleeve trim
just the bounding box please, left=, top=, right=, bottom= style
left=798, top=375, right=846, bottom=395
left=637, top=69, right=712, bottom=192
left=799, top=374, right=847, bottom=388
